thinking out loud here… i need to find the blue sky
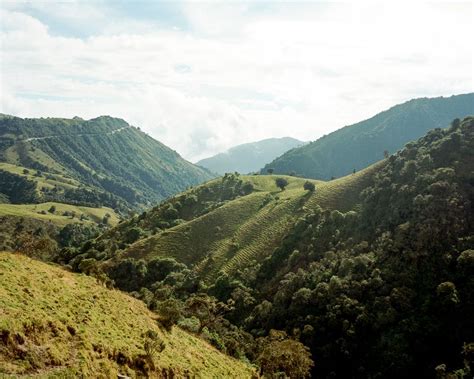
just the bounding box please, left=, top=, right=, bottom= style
left=1, top=1, right=473, bottom=161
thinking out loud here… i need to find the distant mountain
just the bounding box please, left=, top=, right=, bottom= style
left=196, top=137, right=304, bottom=175
left=0, top=115, right=214, bottom=211
left=261, top=93, right=474, bottom=179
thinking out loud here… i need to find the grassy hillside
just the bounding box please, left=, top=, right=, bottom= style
left=0, top=253, right=254, bottom=378
left=0, top=114, right=214, bottom=211
left=0, top=202, right=119, bottom=227
left=262, top=93, right=474, bottom=179
left=197, top=137, right=304, bottom=175
left=79, top=163, right=382, bottom=284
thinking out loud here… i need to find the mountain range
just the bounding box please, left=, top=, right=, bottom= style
left=1, top=97, right=473, bottom=378
left=0, top=114, right=214, bottom=211
left=262, top=93, right=474, bottom=179
left=196, top=137, right=304, bottom=175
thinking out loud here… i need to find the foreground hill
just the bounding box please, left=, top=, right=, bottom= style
left=262, top=93, right=474, bottom=179
left=0, top=253, right=254, bottom=378
left=0, top=114, right=213, bottom=211
left=196, top=137, right=304, bottom=175
left=69, top=117, right=474, bottom=378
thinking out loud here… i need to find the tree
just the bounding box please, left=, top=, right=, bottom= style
left=257, top=330, right=314, bottom=378
left=157, top=298, right=183, bottom=331
left=275, top=178, right=289, bottom=191
left=125, top=227, right=142, bottom=243
left=303, top=181, right=315, bottom=192
left=267, top=168, right=274, bottom=175
left=48, top=205, right=56, bottom=214
left=241, top=181, right=254, bottom=195
left=185, top=293, right=231, bottom=333
left=102, top=213, right=111, bottom=225
left=384, top=150, right=390, bottom=158
left=23, top=169, right=30, bottom=175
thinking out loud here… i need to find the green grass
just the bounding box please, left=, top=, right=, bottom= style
left=0, top=253, right=255, bottom=378
left=110, top=167, right=381, bottom=282
left=0, top=162, right=81, bottom=192
left=0, top=202, right=119, bottom=227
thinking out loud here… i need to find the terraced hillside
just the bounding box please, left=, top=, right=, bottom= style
left=0, top=114, right=214, bottom=211
left=0, top=253, right=254, bottom=378
left=82, top=164, right=383, bottom=283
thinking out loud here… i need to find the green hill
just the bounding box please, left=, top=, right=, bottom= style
left=0, top=114, right=214, bottom=211
left=262, top=93, right=474, bottom=179
left=69, top=116, right=474, bottom=378
left=196, top=137, right=304, bottom=175
left=0, top=253, right=254, bottom=378
left=76, top=157, right=382, bottom=285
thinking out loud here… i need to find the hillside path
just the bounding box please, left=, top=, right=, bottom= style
left=20, top=126, right=131, bottom=142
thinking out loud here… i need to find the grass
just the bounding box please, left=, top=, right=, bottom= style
left=112, top=166, right=382, bottom=282
left=0, top=202, right=119, bottom=227
left=0, top=162, right=81, bottom=192
left=0, top=252, right=255, bottom=378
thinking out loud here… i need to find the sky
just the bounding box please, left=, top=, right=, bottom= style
left=1, top=1, right=473, bottom=162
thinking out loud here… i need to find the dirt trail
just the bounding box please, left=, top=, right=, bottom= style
left=21, top=126, right=131, bottom=142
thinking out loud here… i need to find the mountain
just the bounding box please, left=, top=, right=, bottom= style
left=196, top=137, right=304, bottom=175
left=0, top=253, right=254, bottom=377
left=65, top=116, right=473, bottom=377
left=262, top=93, right=474, bottom=179
left=0, top=114, right=214, bottom=211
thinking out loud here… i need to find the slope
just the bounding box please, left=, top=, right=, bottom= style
left=79, top=161, right=382, bottom=284
left=0, top=114, right=214, bottom=211
left=262, top=93, right=474, bottom=179
left=0, top=253, right=254, bottom=378
left=197, top=137, right=304, bottom=175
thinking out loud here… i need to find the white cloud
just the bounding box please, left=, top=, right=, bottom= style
left=0, top=1, right=473, bottom=162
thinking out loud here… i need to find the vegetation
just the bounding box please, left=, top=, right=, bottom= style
left=303, top=181, right=315, bottom=192
left=275, top=177, right=289, bottom=191
left=0, top=253, right=254, bottom=377
left=59, top=116, right=473, bottom=377
left=0, top=115, right=214, bottom=211
left=197, top=137, right=303, bottom=175
left=262, top=93, right=474, bottom=179
left=2, top=111, right=473, bottom=377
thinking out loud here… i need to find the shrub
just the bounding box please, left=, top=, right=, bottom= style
left=275, top=178, right=289, bottom=191
left=303, top=181, right=315, bottom=192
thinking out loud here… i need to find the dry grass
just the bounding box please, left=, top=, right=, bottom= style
left=0, top=252, right=255, bottom=378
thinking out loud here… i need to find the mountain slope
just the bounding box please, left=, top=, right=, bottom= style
left=77, top=160, right=382, bottom=284
left=71, top=116, right=474, bottom=378
left=197, top=137, right=304, bottom=175
left=0, top=114, right=214, bottom=210
left=262, top=93, right=474, bottom=179
left=0, top=253, right=254, bottom=378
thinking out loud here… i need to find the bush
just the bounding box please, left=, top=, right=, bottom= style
left=275, top=178, right=289, bottom=191
left=303, top=181, right=315, bottom=192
